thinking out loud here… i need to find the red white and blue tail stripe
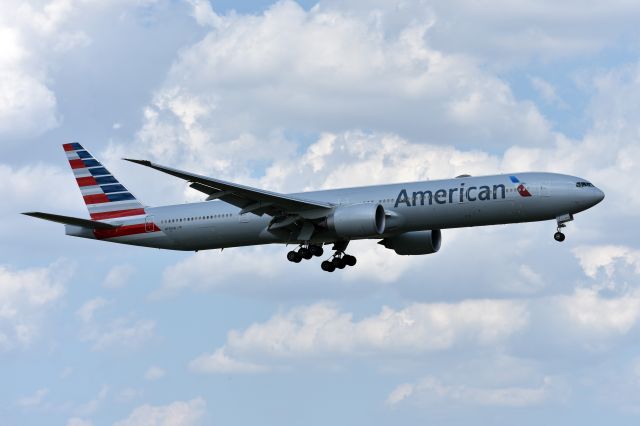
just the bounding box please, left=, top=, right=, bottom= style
left=63, top=142, right=146, bottom=220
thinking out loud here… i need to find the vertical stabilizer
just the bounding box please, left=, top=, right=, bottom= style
left=63, top=142, right=146, bottom=220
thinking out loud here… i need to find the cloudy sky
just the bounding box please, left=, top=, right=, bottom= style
left=2, top=0, right=640, bottom=424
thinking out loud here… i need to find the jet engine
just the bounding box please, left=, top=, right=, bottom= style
left=324, top=203, right=386, bottom=238
left=379, top=230, right=442, bottom=255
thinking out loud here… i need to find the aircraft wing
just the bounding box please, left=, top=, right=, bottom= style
left=124, top=159, right=334, bottom=217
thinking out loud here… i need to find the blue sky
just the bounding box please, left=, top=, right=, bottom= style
left=2, top=1, right=640, bottom=425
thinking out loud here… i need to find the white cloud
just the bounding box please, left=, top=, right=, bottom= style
left=191, top=300, right=528, bottom=372
left=0, top=65, right=58, bottom=139
left=74, top=385, right=109, bottom=417
left=102, top=264, right=135, bottom=289
left=185, top=0, right=221, bottom=28
left=189, top=348, right=267, bottom=374
left=159, top=247, right=283, bottom=296
left=540, top=244, right=640, bottom=338
left=357, top=0, right=640, bottom=65
left=77, top=300, right=155, bottom=352
left=114, top=398, right=206, bottom=426
left=559, top=288, right=640, bottom=336
left=0, top=261, right=70, bottom=350
left=16, top=388, right=49, bottom=408
left=157, top=238, right=433, bottom=300
left=0, top=24, right=58, bottom=139
left=573, top=245, right=640, bottom=279
left=128, top=0, right=554, bottom=181
left=145, top=366, right=166, bottom=381
left=530, top=76, right=567, bottom=108
left=0, top=0, right=98, bottom=141
left=83, top=317, right=156, bottom=351
left=263, top=131, right=502, bottom=192
left=0, top=162, right=81, bottom=214
left=387, top=376, right=558, bottom=407
left=0, top=0, right=181, bottom=143
left=386, top=383, right=414, bottom=406
left=76, top=298, right=109, bottom=324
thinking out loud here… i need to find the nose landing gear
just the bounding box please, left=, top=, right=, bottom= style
left=554, top=229, right=566, bottom=242
left=553, top=213, right=573, bottom=242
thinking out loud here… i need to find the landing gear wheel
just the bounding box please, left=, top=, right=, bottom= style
left=321, top=260, right=335, bottom=272
left=287, top=250, right=302, bottom=263
left=309, top=245, right=324, bottom=257
left=554, top=232, right=565, bottom=242
left=333, top=257, right=347, bottom=269
left=298, top=247, right=313, bottom=260
left=343, top=255, right=357, bottom=266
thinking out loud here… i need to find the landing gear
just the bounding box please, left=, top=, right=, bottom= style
left=286, top=241, right=356, bottom=271
left=298, top=247, right=313, bottom=260
left=553, top=213, right=573, bottom=243
left=343, top=254, right=357, bottom=266
left=320, top=241, right=357, bottom=272
left=286, top=250, right=302, bottom=263
left=286, top=243, right=324, bottom=263
left=333, top=256, right=346, bottom=269
left=321, top=260, right=335, bottom=272
left=309, top=245, right=324, bottom=257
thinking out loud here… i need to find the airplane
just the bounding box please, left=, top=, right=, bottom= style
left=23, top=143, right=605, bottom=272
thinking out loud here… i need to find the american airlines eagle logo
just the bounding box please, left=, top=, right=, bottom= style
left=510, top=176, right=532, bottom=197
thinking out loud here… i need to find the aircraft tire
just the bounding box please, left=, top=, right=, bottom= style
left=287, top=250, right=302, bottom=262
left=310, top=245, right=324, bottom=257
left=299, top=247, right=313, bottom=260
left=321, top=260, right=335, bottom=272
left=344, top=255, right=357, bottom=266
left=554, top=232, right=565, bottom=242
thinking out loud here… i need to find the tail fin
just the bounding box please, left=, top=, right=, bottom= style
left=63, top=142, right=146, bottom=220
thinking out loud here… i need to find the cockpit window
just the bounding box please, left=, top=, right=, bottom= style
left=576, top=181, right=594, bottom=188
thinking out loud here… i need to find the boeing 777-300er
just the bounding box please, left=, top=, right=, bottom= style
left=24, top=143, right=605, bottom=272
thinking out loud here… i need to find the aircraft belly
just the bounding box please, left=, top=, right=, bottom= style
left=168, top=217, right=279, bottom=250
left=402, top=196, right=561, bottom=230
left=103, top=231, right=178, bottom=249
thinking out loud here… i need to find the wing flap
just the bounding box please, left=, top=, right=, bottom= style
left=23, top=212, right=118, bottom=230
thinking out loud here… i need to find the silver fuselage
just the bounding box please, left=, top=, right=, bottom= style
left=66, top=172, right=604, bottom=250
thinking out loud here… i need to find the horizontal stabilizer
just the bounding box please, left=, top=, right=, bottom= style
left=22, top=212, right=118, bottom=230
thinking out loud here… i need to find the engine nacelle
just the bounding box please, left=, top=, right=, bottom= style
left=380, top=230, right=442, bottom=255
left=325, top=203, right=386, bottom=238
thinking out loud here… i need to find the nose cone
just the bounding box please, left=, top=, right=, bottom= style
left=584, top=188, right=605, bottom=209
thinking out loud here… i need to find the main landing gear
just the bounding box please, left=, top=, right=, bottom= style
left=553, top=213, right=573, bottom=242
left=286, top=244, right=324, bottom=263
left=319, top=240, right=356, bottom=273
left=286, top=241, right=357, bottom=272
left=320, top=252, right=356, bottom=272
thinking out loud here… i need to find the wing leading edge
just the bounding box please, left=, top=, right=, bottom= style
left=123, top=159, right=334, bottom=217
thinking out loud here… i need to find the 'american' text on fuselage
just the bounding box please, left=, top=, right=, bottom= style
left=394, top=184, right=507, bottom=208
